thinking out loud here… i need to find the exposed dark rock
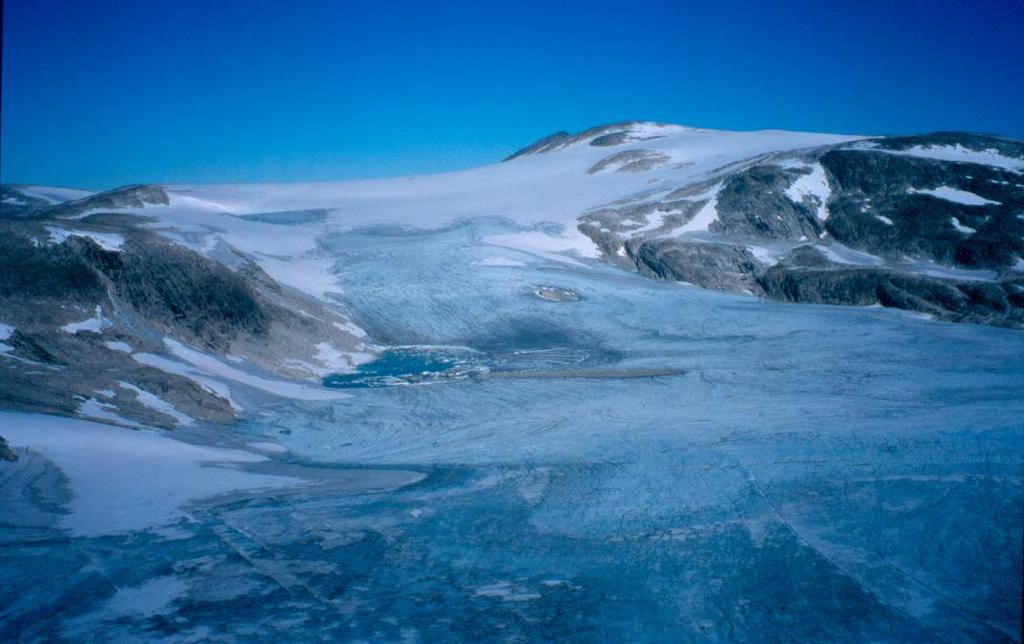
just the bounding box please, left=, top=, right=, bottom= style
left=0, top=436, right=17, bottom=462
left=0, top=210, right=367, bottom=428
left=40, top=184, right=170, bottom=219
left=757, top=267, right=1024, bottom=327
left=632, top=239, right=766, bottom=294
left=870, top=131, right=1024, bottom=159
left=0, top=186, right=57, bottom=217
left=821, top=149, right=1024, bottom=269
left=579, top=130, right=1024, bottom=328
left=0, top=229, right=106, bottom=303
left=504, top=131, right=572, bottom=161
left=588, top=150, right=669, bottom=175
left=505, top=121, right=679, bottom=160
left=590, top=131, right=629, bottom=147
left=93, top=237, right=270, bottom=352
left=713, top=165, right=822, bottom=239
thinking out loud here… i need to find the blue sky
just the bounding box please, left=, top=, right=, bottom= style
left=2, top=0, right=1022, bottom=189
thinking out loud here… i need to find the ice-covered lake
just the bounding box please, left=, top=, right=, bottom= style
left=3, top=219, right=1023, bottom=640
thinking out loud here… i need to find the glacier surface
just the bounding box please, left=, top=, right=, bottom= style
left=2, top=217, right=1022, bottom=641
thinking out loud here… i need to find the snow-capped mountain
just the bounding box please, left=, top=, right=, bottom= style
left=7, top=122, right=1023, bottom=323
left=1, top=121, right=1023, bottom=427
left=2, top=122, right=1024, bottom=641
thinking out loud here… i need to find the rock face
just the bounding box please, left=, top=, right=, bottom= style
left=0, top=436, right=17, bottom=462
left=570, top=129, right=1024, bottom=327
left=0, top=189, right=370, bottom=429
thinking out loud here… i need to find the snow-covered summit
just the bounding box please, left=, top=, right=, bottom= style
left=4, top=124, right=1023, bottom=328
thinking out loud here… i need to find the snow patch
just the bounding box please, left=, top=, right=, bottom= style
left=78, top=398, right=139, bottom=427
left=0, top=410, right=300, bottom=537
left=62, top=306, right=110, bottom=334
left=46, top=226, right=125, bottom=251
left=879, top=144, right=1024, bottom=172
left=785, top=164, right=832, bottom=221
left=118, top=382, right=195, bottom=426
left=483, top=229, right=598, bottom=266
left=747, top=245, right=781, bottom=266
left=910, top=186, right=1001, bottom=206
left=105, top=340, right=133, bottom=353
left=164, top=338, right=350, bottom=401
left=332, top=319, right=368, bottom=339
left=950, top=217, right=977, bottom=234
left=132, top=352, right=243, bottom=412
left=816, top=244, right=885, bottom=266
left=677, top=187, right=721, bottom=234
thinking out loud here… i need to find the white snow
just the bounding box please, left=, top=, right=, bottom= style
left=61, top=306, right=110, bottom=334
left=46, top=226, right=125, bottom=251
left=104, top=340, right=133, bottom=353
left=816, top=243, right=885, bottom=266
left=78, top=398, right=139, bottom=427
left=482, top=229, right=598, bottom=266
left=0, top=410, right=301, bottom=536
left=0, top=323, right=14, bottom=341
left=950, top=217, right=977, bottom=234
left=16, top=185, right=94, bottom=204
left=910, top=186, right=1001, bottom=206
left=132, top=352, right=243, bottom=412
left=627, top=212, right=667, bottom=236
left=332, top=319, right=368, bottom=338
left=677, top=187, right=721, bottom=234
left=784, top=163, right=832, bottom=221
left=311, top=342, right=358, bottom=375
left=119, top=382, right=195, bottom=426
left=746, top=245, right=781, bottom=266
left=878, top=144, right=1024, bottom=172
left=29, top=125, right=856, bottom=294
left=164, top=338, right=350, bottom=400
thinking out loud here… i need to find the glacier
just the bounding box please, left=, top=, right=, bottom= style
left=2, top=215, right=1022, bottom=641
left=1, top=123, right=1023, bottom=640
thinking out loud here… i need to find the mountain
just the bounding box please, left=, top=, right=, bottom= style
left=2, top=122, right=1023, bottom=641
left=2, top=122, right=1022, bottom=427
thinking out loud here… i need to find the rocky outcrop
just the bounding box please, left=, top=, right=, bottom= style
left=713, top=165, right=823, bottom=239
left=503, top=131, right=572, bottom=161
left=0, top=436, right=17, bottom=462
left=588, top=150, right=670, bottom=175
left=579, top=131, right=1024, bottom=327
left=505, top=121, right=686, bottom=160
left=632, top=239, right=766, bottom=294
left=41, top=184, right=170, bottom=218
left=0, top=209, right=369, bottom=429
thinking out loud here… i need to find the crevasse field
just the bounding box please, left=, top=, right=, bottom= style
left=3, top=216, right=1022, bottom=641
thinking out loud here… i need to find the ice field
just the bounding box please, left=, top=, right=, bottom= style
left=3, top=218, right=1022, bottom=641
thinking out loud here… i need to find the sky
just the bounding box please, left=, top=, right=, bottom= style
left=2, top=0, right=1023, bottom=189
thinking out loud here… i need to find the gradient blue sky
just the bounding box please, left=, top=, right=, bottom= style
left=2, top=0, right=1023, bottom=189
